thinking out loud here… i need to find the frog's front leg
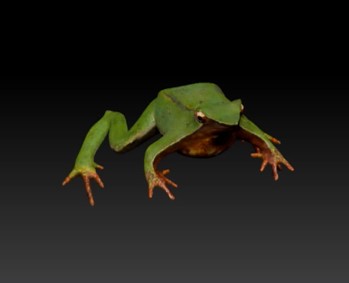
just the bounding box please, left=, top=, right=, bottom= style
left=144, top=133, right=189, bottom=200
left=238, top=114, right=294, bottom=180
left=63, top=101, right=157, bottom=206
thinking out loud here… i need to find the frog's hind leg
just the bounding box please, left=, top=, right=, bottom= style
left=108, top=99, right=158, bottom=153
left=62, top=100, right=158, bottom=206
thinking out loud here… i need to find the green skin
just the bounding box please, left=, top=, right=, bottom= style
left=63, top=83, right=294, bottom=206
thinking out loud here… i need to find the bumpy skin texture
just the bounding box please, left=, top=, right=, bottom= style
left=63, top=83, right=294, bottom=206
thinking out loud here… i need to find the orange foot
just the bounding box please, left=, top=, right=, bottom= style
left=62, top=163, right=104, bottom=206
left=251, top=148, right=294, bottom=181
left=146, top=169, right=178, bottom=200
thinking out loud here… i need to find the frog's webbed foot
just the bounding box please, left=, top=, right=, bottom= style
left=251, top=147, right=294, bottom=181
left=62, top=162, right=105, bottom=206
left=146, top=169, right=178, bottom=200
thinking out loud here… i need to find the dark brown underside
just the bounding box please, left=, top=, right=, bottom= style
left=177, top=124, right=239, bottom=158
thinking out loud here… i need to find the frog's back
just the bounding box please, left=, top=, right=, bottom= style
left=159, top=82, right=229, bottom=109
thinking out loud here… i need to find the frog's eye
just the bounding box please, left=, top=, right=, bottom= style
left=195, top=111, right=206, bottom=123
left=240, top=104, right=244, bottom=112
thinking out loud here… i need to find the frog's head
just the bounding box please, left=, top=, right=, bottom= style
left=195, top=99, right=243, bottom=126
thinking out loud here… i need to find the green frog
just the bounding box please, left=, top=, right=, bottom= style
left=63, top=83, right=294, bottom=206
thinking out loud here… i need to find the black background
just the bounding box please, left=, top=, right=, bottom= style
left=1, top=76, right=348, bottom=282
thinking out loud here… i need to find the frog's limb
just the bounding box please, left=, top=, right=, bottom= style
left=63, top=101, right=157, bottom=206
left=238, top=114, right=294, bottom=180
left=144, top=132, right=194, bottom=200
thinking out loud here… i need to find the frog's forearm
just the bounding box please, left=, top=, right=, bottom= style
left=238, top=114, right=275, bottom=150
left=144, top=134, right=178, bottom=174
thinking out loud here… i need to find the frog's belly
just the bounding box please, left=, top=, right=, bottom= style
left=178, top=131, right=236, bottom=158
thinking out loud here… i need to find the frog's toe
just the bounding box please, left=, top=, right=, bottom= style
left=283, top=159, right=294, bottom=172
left=160, top=169, right=178, bottom=188
left=93, top=162, right=104, bottom=170
left=148, top=183, right=175, bottom=200
left=272, top=163, right=279, bottom=181
left=266, top=134, right=281, bottom=145
left=160, top=184, right=176, bottom=200
left=62, top=169, right=78, bottom=186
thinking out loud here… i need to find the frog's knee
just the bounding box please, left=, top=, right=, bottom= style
left=104, top=110, right=125, bottom=120
left=104, top=110, right=115, bottom=117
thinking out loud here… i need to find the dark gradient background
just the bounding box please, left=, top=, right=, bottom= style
left=1, top=76, right=348, bottom=282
